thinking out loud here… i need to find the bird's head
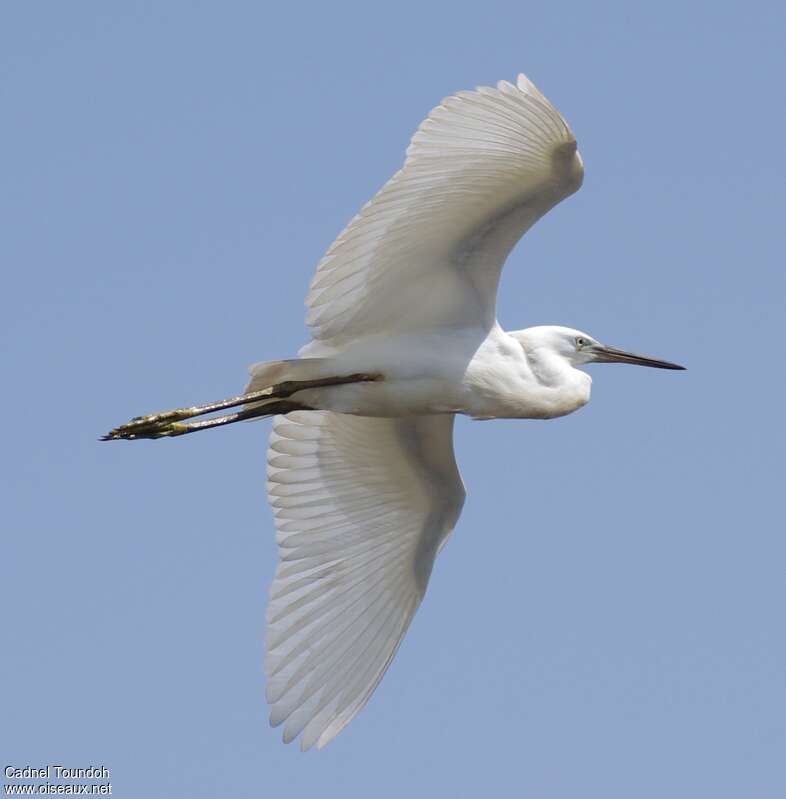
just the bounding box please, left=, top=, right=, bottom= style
left=516, top=326, right=686, bottom=371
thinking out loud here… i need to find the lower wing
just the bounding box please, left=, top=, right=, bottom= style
left=265, top=411, right=465, bottom=749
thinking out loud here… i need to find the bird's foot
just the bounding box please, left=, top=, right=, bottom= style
left=101, top=408, right=198, bottom=440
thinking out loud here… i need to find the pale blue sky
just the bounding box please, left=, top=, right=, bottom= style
left=2, top=1, right=785, bottom=796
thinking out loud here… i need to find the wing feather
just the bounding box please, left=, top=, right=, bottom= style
left=305, top=74, right=583, bottom=346
left=265, top=411, right=465, bottom=749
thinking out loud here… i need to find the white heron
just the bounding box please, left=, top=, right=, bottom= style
left=104, top=74, right=684, bottom=750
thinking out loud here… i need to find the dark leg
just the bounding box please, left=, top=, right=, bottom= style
left=105, top=400, right=311, bottom=439
left=101, top=373, right=380, bottom=441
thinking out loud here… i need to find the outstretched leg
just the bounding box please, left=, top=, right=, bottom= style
left=101, top=373, right=381, bottom=441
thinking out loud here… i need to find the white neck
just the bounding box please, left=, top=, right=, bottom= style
left=509, top=328, right=593, bottom=418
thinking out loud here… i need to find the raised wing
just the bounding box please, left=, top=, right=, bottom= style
left=265, top=411, right=465, bottom=750
left=306, top=74, right=583, bottom=346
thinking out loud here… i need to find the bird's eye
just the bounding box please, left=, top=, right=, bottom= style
left=575, top=337, right=587, bottom=348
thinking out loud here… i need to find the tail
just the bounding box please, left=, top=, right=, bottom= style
left=243, top=357, right=343, bottom=418
left=244, top=357, right=335, bottom=395
left=243, top=357, right=382, bottom=417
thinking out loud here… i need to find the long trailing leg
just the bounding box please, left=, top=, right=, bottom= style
left=101, top=373, right=381, bottom=441
left=104, top=399, right=309, bottom=440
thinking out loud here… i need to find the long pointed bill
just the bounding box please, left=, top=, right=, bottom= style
left=590, top=344, right=686, bottom=370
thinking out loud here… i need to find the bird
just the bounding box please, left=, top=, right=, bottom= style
left=103, top=73, right=685, bottom=750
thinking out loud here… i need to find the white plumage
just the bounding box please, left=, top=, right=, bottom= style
left=105, top=72, right=684, bottom=750
left=264, top=74, right=582, bottom=749
left=305, top=74, right=582, bottom=345
left=266, top=412, right=462, bottom=750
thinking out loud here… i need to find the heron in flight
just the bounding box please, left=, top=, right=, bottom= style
left=104, top=74, right=684, bottom=750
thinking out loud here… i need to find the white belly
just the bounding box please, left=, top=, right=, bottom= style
left=294, top=326, right=590, bottom=420
left=294, top=327, right=590, bottom=419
